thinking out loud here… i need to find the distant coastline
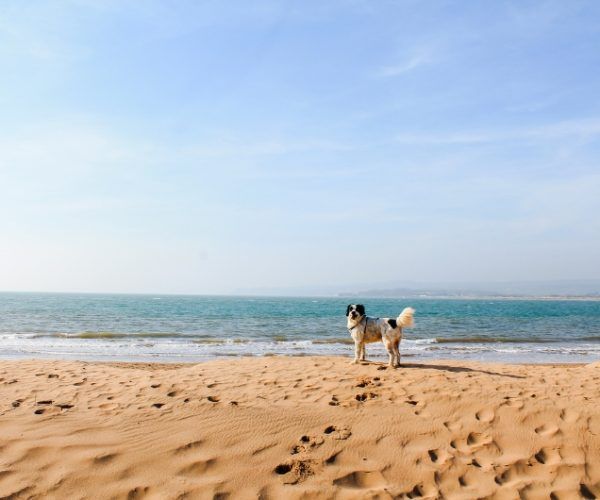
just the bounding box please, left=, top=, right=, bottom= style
left=337, top=293, right=600, bottom=301
left=235, top=279, right=600, bottom=299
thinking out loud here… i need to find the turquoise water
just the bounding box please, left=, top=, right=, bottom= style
left=1, top=292, right=599, bottom=363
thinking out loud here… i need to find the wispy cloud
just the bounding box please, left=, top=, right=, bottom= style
left=394, top=117, right=600, bottom=145
left=0, top=2, right=90, bottom=62
left=180, top=137, right=356, bottom=159
left=375, top=47, right=433, bottom=77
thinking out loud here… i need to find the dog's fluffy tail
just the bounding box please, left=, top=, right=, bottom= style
left=396, top=307, right=415, bottom=328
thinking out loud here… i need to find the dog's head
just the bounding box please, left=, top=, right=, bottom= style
left=345, top=304, right=365, bottom=322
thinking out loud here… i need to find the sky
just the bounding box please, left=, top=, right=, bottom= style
left=1, top=0, right=600, bottom=294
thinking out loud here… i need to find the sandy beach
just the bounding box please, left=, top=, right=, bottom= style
left=1, top=356, right=599, bottom=499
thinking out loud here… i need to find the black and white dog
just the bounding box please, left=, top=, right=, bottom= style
left=346, top=304, right=415, bottom=367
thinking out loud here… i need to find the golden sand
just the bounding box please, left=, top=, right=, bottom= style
left=1, top=356, right=599, bottom=499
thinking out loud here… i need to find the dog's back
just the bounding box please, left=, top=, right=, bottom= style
left=360, top=317, right=403, bottom=344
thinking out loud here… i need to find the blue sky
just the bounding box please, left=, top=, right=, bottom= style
left=1, top=0, right=599, bottom=294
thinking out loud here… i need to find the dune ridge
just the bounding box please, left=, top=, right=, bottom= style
left=1, top=356, right=599, bottom=499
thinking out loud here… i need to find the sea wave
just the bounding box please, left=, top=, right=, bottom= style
left=433, top=336, right=558, bottom=344
left=433, top=335, right=600, bottom=344
left=19, top=333, right=600, bottom=345
left=33, top=332, right=184, bottom=340
left=312, top=338, right=355, bottom=345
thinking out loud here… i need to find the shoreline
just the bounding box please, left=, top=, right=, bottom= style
left=0, top=354, right=594, bottom=367
left=1, top=356, right=599, bottom=498
left=0, top=352, right=596, bottom=366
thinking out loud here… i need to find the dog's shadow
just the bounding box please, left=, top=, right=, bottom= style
left=360, top=361, right=525, bottom=379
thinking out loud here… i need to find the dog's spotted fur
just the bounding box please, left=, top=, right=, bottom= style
left=346, top=304, right=415, bottom=368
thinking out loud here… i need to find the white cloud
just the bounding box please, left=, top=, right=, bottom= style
left=0, top=2, right=90, bottom=62
left=394, top=117, right=600, bottom=145
left=375, top=47, right=433, bottom=77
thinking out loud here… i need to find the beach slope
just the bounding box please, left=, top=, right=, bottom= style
left=1, top=357, right=599, bottom=499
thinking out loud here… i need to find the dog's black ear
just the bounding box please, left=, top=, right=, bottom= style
left=356, top=304, right=365, bottom=316
left=345, top=305, right=351, bottom=317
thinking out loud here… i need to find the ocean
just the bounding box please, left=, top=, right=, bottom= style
left=1, top=292, right=599, bottom=363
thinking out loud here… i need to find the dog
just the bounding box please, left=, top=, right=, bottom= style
left=346, top=304, right=415, bottom=367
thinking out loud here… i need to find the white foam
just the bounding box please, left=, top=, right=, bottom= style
left=0, top=332, right=599, bottom=364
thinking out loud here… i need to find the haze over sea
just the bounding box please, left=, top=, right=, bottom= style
left=1, top=293, right=599, bottom=364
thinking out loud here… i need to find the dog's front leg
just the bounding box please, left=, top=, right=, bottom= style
left=359, top=344, right=366, bottom=361
left=351, top=341, right=361, bottom=364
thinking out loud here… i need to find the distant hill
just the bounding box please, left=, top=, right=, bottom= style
left=233, top=280, right=600, bottom=298
left=338, top=280, right=600, bottom=298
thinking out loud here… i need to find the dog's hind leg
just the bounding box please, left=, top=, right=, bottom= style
left=383, top=339, right=395, bottom=367
left=392, top=340, right=401, bottom=368
left=359, top=344, right=366, bottom=361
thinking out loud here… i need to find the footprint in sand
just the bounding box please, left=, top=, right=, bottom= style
left=427, top=448, right=450, bottom=465
left=178, top=458, right=216, bottom=476
left=475, top=408, right=495, bottom=423
left=291, top=434, right=324, bottom=454
left=396, top=483, right=438, bottom=499
left=274, top=459, right=315, bottom=485
left=207, top=396, right=220, bottom=403
left=466, top=432, right=492, bottom=448
left=494, top=468, right=513, bottom=486
left=535, top=423, right=559, bottom=436
left=443, top=420, right=462, bottom=432
left=580, top=484, right=597, bottom=499
left=356, top=378, right=371, bottom=388
left=0, top=470, right=13, bottom=481
left=127, top=486, right=150, bottom=499
left=503, top=397, right=524, bottom=409
left=333, top=470, right=386, bottom=489
left=94, top=453, right=117, bottom=464
left=323, top=425, right=351, bottom=440
left=173, top=440, right=203, bottom=454
left=355, top=392, right=378, bottom=402
left=355, top=377, right=381, bottom=388
left=534, top=447, right=561, bottom=465
left=560, top=408, right=579, bottom=423
left=588, top=416, right=600, bottom=436
left=494, top=459, right=537, bottom=487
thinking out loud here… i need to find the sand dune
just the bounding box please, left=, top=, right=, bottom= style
left=1, top=356, right=599, bottom=499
